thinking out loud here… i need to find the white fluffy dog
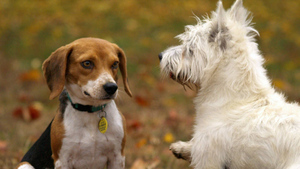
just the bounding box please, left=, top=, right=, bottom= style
left=159, top=0, right=300, bottom=168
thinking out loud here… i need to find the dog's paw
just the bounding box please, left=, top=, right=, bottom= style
left=169, top=141, right=191, bottom=162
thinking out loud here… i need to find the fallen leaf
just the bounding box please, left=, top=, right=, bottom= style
left=135, top=138, right=147, bottom=148
left=135, top=96, right=150, bottom=107
left=28, top=105, right=41, bottom=120
left=128, top=119, right=142, bottom=131
left=168, top=109, right=178, bottom=121
left=12, top=107, right=23, bottom=118
left=273, top=79, right=285, bottom=89
left=0, top=141, right=7, bottom=152
left=163, top=132, right=175, bottom=143
left=32, top=101, right=44, bottom=110
left=12, top=104, right=41, bottom=121
left=165, top=109, right=180, bottom=127
left=19, top=69, right=41, bottom=82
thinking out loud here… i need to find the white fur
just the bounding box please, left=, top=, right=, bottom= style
left=56, top=71, right=125, bottom=169
left=17, top=163, right=35, bottom=169
left=66, top=72, right=117, bottom=106
left=56, top=101, right=124, bottom=169
left=82, top=72, right=118, bottom=101
left=160, top=0, right=300, bottom=168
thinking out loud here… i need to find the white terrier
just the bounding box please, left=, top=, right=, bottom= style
left=159, top=0, right=300, bottom=168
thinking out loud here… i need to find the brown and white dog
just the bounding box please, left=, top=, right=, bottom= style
left=16, top=38, right=132, bottom=169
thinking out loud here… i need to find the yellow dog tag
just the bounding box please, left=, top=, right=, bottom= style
left=98, top=117, right=108, bottom=133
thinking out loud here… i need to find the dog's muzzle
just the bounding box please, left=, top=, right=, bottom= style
left=158, top=52, right=176, bottom=80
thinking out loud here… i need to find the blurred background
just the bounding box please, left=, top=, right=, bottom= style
left=0, top=0, right=299, bottom=168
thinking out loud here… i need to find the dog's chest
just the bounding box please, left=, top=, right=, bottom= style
left=57, top=102, right=123, bottom=168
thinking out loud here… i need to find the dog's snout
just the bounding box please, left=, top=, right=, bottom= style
left=103, top=82, right=118, bottom=95
left=158, top=53, right=163, bottom=61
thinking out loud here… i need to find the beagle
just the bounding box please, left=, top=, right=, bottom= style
left=16, top=38, right=132, bottom=169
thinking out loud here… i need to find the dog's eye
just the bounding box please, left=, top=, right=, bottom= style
left=111, top=61, right=119, bottom=70
left=81, top=60, right=94, bottom=69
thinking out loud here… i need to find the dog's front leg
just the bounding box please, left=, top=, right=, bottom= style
left=169, top=139, right=193, bottom=162
left=107, top=153, right=125, bottom=169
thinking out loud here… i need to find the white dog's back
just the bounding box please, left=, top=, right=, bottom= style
left=193, top=92, right=300, bottom=169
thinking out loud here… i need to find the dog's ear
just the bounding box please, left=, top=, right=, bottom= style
left=230, top=0, right=259, bottom=37
left=42, top=45, right=73, bottom=100
left=216, top=1, right=226, bottom=34
left=114, top=45, right=132, bottom=97
left=209, top=1, right=228, bottom=51
left=230, top=0, right=249, bottom=24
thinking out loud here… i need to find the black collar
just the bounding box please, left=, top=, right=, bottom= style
left=67, top=93, right=106, bottom=113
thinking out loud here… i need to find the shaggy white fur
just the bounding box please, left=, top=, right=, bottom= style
left=160, top=0, right=300, bottom=168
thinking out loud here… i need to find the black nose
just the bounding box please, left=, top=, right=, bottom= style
left=103, top=82, right=118, bottom=96
left=158, top=53, right=163, bottom=61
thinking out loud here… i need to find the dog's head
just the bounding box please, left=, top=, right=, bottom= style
left=42, top=38, right=132, bottom=105
left=159, top=0, right=259, bottom=90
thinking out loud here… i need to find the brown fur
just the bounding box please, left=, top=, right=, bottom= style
left=42, top=44, right=72, bottom=100
left=42, top=37, right=131, bottom=166
left=50, top=112, right=65, bottom=163
left=42, top=38, right=132, bottom=100
left=120, top=112, right=127, bottom=156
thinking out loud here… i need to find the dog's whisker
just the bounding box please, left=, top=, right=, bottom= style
left=115, top=91, right=124, bottom=102
left=182, top=84, right=187, bottom=91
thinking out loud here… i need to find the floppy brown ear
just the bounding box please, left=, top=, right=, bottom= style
left=42, top=45, right=73, bottom=100
left=115, top=46, right=132, bottom=97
